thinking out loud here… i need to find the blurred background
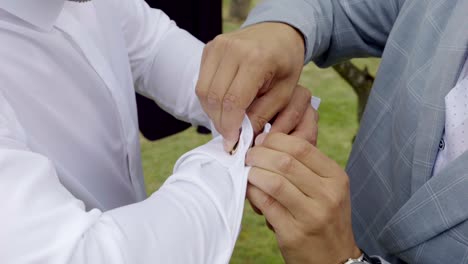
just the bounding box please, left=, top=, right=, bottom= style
left=139, top=0, right=379, bottom=263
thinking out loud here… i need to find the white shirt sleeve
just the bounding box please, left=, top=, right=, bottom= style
left=112, top=0, right=209, bottom=127
left=0, top=89, right=251, bottom=263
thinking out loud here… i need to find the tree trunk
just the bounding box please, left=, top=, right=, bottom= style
left=229, top=0, right=251, bottom=21
left=332, top=61, right=374, bottom=123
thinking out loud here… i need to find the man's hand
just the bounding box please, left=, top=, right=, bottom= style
left=265, top=85, right=318, bottom=145
left=245, top=133, right=361, bottom=264
left=196, top=22, right=305, bottom=151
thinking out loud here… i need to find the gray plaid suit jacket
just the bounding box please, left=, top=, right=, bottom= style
left=245, top=0, right=468, bottom=263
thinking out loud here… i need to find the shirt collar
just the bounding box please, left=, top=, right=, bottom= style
left=0, top=0, right=65, bottom=30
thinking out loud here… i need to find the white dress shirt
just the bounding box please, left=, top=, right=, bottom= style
left=433, top=58, right=468, bottom=175
left=0, top=0, right=250, bottom=263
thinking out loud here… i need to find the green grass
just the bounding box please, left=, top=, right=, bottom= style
left=140, top=8, right=380, bottom=264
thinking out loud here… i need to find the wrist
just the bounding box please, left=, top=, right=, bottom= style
left=272, top=22, right=305, bottom=63
left=277, top=22, right=305, bottom=59
left=254, top=22, right=305, bottom=64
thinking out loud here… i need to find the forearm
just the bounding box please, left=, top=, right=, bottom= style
left=242, top=0, right=332, bottom=64
left=72, top=181, right=233, bottom=264
left=71, top=118, right=256, bottom=263
left=0, top=104, right=243, bottom=263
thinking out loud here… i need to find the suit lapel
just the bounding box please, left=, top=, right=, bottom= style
left=380, top=0, right=468, bottom=254
left=410, top=1, right=468, bottom=194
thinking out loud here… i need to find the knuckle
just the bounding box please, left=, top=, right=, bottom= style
left=206, top=91, right=222, bottom=106
left=219, top=36, right=245, bottom=54
left=230, top=38, right=245, bottom=50
left=195, top=85, right=208, bottom=100
left=214, top=35, right=239, bottom=51
left=311, top=210, right=331, bottom=230
left=225, top=39, right=238, bottom=53
left=223, top=92, right=241, bottom=111
left=292, top=141, right=313, bottom=159
left=213, top=34, right=229, bottom=45
left=285, top=109, right=301, bottom=124
left=327, top=194, right=342, bottom=211
left=270, top=175, right=287, bottom=198
left=324, top=189, right=347, bottom=214
left=262, top=195, right=278, bottom=210
left=278, top=154, right=294, bottom=174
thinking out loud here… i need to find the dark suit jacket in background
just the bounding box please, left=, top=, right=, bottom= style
left=137, top=0, right=222, bottom=140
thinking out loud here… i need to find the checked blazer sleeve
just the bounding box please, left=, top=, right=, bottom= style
left=243, top=0, right=404, bottom=66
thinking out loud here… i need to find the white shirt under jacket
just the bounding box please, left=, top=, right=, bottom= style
left=0, top=0, right=251, bottom=263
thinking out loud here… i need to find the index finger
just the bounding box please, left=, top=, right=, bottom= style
left=220, top=59, right=274, bottom=142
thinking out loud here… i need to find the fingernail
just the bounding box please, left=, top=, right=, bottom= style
left=255, top=133, right=266, bottom=146
left=224, top=139, right=237, bottom=152
left=223, top=128, right=241, bottom=153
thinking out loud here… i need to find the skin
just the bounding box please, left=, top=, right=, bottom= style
left=196, top=22, right=306, bottom=151
left=199, top=22, right=361, bottom=263
left=246, top=133, right=361, bottom=264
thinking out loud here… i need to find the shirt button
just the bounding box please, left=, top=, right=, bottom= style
left=439, top=139, right=445, bottom=150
